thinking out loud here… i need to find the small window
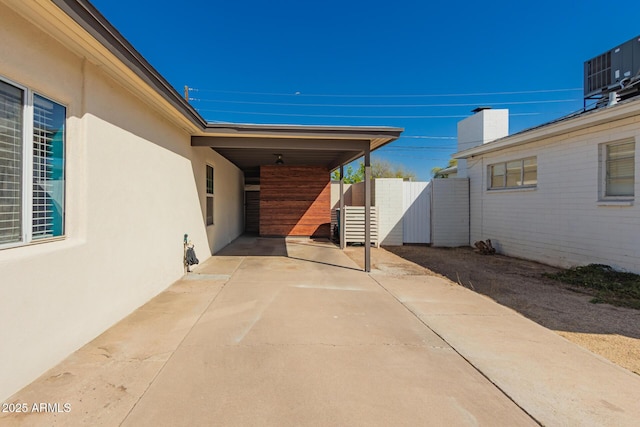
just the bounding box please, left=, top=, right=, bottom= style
left=488, top=157, right=537, bottom=190
left=206, top=165, right=214, bottom=225
left=490, top=163, right=505, bottom=188
left=603, top=140, right=635, bottom=198
left=0, top=77, right=66, bottom=248
left=506, top=160, right=522, bottom=187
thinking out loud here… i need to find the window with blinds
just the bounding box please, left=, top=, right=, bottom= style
left=206, top=165, right=214, bottom=225
left=0, top=81, right=23, bottom=245
left=0, top=77, right=65, bottom=248
left=32, top=95, right=65, bottom=239
left=605, top=141, right=635, bottom=197
left=488, top=157, right=537, bottom=190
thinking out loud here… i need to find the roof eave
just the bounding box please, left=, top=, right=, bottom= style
left=199, top=123, right=404, bottom=152
left=48, top=0, right=206, bottom=128
left=20, top=0, right=404, bottom=145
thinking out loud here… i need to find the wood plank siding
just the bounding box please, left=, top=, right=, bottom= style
left=260, top=166, right=331, bottom=237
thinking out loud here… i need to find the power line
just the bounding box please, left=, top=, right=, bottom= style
left=380, top=147, right=456, bottom=151
left=401, top=136, right=456, bottom=139
left=189, top=87, right=582, bottom=98
left=196, top=109, right=540, bottom=119
left=189, top=98, right=580, bottom=108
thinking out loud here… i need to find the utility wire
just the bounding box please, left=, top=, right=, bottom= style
left=195, top=109, right=541, bottom=119
left=401, top=136, right=456, bottom=139
left=188, top=87, right=582, bottom=98
left=380, top=147, right=456, bottom=151
left=189, top=98, right=579, bottom=108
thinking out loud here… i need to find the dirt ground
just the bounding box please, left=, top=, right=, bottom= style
left=344, top=245, right=640, bottom=375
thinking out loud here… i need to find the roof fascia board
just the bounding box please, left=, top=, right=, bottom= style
left=47, top=0, right=206, bottom=130
left=200, top=123, right=403, bottom=139
left=455, top=101, right=640, bottom=158
left=193, top=136, right=369, bottom=151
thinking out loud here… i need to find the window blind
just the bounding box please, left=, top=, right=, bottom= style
left=606, top=141, right=635, bottom=197
left=0, top=81, right=23, bottom=245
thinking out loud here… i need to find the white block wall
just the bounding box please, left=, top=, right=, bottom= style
left=330, top=182, right=353, bottom=208
left=467, top=116, right=640, bottom=272
left=431, top=178, right=470, bottom=247
left=330, top=181, right=368, bottom=208
left=374, top=178, right=404, bottom=245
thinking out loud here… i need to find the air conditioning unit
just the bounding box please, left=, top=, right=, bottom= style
left=584, top=35, right=640, bottom=99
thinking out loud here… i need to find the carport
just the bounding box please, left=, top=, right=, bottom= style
left=192, top=123, right=402, bottom=271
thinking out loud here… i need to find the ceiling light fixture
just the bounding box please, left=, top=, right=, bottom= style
left=275, top=154, right=284, bottom=165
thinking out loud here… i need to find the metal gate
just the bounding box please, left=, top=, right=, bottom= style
left=402, top=182, right=430, bottom=244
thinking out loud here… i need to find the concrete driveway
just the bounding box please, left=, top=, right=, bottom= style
left=2, top=236, right=639, bottom=426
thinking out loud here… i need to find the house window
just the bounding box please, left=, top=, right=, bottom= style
left=488, top=157, right=537, bottom=190
left=603, top=140, right=635, bottom=198
left=0, top=78, right=66, bottom=247
left=206, top=165, right=214, bottom=225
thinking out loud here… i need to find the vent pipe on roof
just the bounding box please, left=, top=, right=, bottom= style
left=608, top=91, right=620, bottom=107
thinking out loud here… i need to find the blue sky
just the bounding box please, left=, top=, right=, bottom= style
left=91, top=0, right=638, bottom=180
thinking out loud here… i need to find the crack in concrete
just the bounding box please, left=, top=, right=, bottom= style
left=209, top=342, right=453, bottom=350
left=368, top=274, right=543, bottom=427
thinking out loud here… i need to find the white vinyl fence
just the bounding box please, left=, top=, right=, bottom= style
left=331, top=178, right=469, bottom=247
left=402, top=181, right=431, bottom=244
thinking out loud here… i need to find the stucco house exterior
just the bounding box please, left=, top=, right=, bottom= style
left=454, top=101, right=640, bottom=273
left=0, top=0, right=401, bottom=401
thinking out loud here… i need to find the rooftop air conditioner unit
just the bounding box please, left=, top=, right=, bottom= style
left=584, top=35, right=640, bottom=100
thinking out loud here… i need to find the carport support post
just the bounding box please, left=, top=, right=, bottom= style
left=364, top=150, right=371, bottom=272
left=339, top=165, right=345, bottom=250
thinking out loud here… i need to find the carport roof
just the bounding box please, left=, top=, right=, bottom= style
left=192, top=123, right=403, bottom=174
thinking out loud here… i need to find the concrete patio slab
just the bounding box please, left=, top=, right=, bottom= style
left=370, top=264, right=640, bottom=427
left=2, top=236, right=638, bottom=426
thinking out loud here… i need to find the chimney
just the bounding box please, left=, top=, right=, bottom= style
left=456, top=107, right=509, bottom=177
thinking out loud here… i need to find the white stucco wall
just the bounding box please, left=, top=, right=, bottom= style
left=467, top=114, right=640, bottom=272
left=0, top=4, right=243, bottom=401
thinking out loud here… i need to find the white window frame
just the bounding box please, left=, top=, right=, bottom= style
left=599, top=139, right=635, bottom=201
left=487, top=156, right=537, bottom=190
left=206, top=164, right=214, bottom=226
left=0, top=76, right=66, bottom=249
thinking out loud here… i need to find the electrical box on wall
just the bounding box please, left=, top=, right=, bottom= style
left=584, top=35, right=640, bottom=98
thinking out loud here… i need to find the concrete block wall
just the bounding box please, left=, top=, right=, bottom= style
left=374, top=178, right=404, bottom=245
left=467, top=116, right=640, bottom=272
left=330, top=181, right=369, bottom=208
left=330, top=182, right=353, bottom=208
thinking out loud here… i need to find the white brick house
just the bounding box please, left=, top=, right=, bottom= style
left=455, top=102, right=640, bottom=273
